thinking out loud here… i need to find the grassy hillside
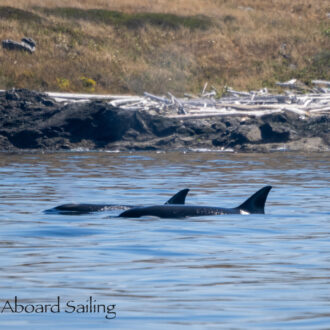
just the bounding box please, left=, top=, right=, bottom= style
left=0, top=0, right=329, bottom=95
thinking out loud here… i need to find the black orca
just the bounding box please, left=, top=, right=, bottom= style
left=119, top=186, right=272, bottom=218
left=44, top=189, right=189, bottom=215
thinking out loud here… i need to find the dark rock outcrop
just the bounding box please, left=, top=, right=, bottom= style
left=2, top=37, right=36, bottom=53
left=0, top=89, right=329, bottom=152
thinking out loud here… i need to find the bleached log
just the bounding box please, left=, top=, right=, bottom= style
left=225, top=88, right=251, bottom=97
left=311, top=80, right=330, bottom=86
left=309, top=107, right=330, bottom=113
left=276, top=79, right=314, bottom=92
left=184, top=93, right=198, bottom=99
left=282, top=108, right=308, bottom=116
left=46, top=92, right=135, bottom=100
left=202, top=91, right=217, bottom=98
left=144, top=92, right=171, bottom=104
left=115, top=107, right=145, bottom=111
left=211, top=85, right=219, bottom=94
left=110, top=97, right=143, bottom=107
left=201, top=82, right=208, bottom=96
left=212, top=103, right=285, bottom=111
left=276, top=79, right=303, bottom=90
left=53, top=98, right=90, bottom=104
left=169, top=109, right=283, bottom=119
left=184, top=99, right=216, bottom=107
left=168, top=92, right=186, bottom=114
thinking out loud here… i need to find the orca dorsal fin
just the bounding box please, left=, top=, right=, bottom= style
left=165, top=189, right=190, bottom=205
left=237, top=186, right=272, bottom=214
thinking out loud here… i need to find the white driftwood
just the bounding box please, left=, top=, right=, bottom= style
left=201, top=82, right=208, bottom=96
left=110, top=97, right=143, bottom=107
left=281, top=108, right=308, bottom=116
left=43, top=88, right=329, bottom=118
left=202, top=91, right=217, bottom=98
left=168, top=92, right=186, bottom=114
left=46, top=92, right=135, bottom=101
left=312, top=80, right=330, bottom=86
left=169, top=109, right=283, bottom=119
left=4, top=79, right=327, bottom=120
left=144, top=92, right=171, bottom=104
left=309, top=106, right=330, bottom=113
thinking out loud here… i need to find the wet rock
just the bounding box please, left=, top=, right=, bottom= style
left=211, top=121, right=226, bottom=132
left=212, top=135, right=228, bottom=148
left=5, top=90, right=20, bottom=101
left=224, top=117, right=240, bottom=129
left=176, top=125, right=195, bottom=136
left=321, top=131, right=330, bottom=145
left=189, top=119, right=215, bottom=135
left=8, top=129, right=42, bottom=148
left=237, top=125, right=261, bottom=143
left=0, top=135, right=12, bottom=150
left=285, top=137, right=327, bottom=152
left=260, top=123, right=291, bottom=143
left=240, top=137, right=328, bottom=153
left=148, top=116, right=178, bottom=137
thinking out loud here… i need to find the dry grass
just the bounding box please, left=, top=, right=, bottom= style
left=0, top=0, right=329, bottom=94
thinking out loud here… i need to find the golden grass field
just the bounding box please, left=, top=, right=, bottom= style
left=0, top=0, right=329, bottom=94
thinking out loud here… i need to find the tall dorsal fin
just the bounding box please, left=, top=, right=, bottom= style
left=165, top=189, right=189, bottom=205
left=237, top=186, right=272, bottom=214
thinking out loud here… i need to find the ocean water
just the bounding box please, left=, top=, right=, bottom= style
left=0, top=151, right=329, bottom=329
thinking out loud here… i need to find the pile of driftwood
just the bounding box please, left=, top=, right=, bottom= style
left=46, top=79, right=330, bottom=119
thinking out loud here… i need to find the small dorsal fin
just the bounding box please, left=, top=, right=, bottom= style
left=165, top=189, right=189, bottom=205
left=237, top=186, right=272, bottom=214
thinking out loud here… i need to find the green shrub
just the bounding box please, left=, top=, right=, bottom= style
left=80, top=76, right=96, bottom=92
left=56, top=78, right=70, bottom=91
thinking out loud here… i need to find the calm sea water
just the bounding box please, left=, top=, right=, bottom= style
left=0, top=151, right=329, bottom=329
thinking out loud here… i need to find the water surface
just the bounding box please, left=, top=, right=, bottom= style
left=0, top=152, right=329, bottom=329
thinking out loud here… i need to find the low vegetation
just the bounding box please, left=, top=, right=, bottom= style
left=0, top=0, right=329, bottom=94
left=37, top=7, right=213, bottom=30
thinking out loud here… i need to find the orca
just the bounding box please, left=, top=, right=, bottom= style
left=119, top=186, right=272, bottom=218
left=44, top=189, right=189, bottom=215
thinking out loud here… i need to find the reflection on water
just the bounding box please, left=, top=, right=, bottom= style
left=0, top=152, right=329, bottom=329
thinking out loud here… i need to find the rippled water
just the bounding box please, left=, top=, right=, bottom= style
left=0, top=151, right=329, bottom=329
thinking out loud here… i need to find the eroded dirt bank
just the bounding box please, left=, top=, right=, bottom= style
left=0, top=89, right=329, bottom=152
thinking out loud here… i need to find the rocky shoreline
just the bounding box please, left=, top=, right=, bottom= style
left=0, top=89, right=329, bottom=152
